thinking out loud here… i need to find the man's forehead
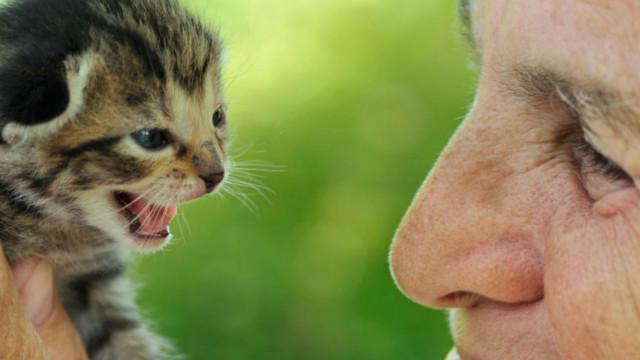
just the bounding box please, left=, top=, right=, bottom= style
left=461, top=0, right=640, bottom=136
left=467, top=0, right=640, bottom=89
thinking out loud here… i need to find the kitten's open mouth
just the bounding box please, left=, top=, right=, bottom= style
left=113, top=192, right=177, bottom=242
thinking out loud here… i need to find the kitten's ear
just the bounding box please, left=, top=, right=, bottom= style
left=0, top=55, right=71, bottom=126
left=0, top=53, right=93, bottom=144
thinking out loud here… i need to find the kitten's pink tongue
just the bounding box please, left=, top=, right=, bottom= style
left=127, top=195, right=177, bottom=235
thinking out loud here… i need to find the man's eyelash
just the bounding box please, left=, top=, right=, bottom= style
left=573, top=137, right=631, bottom=182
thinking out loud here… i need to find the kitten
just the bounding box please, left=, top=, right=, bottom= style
left=0, top=0, right=227, bottom=358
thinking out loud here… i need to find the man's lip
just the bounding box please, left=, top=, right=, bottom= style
left=443, top=291, right=543, bottom=310
left=450, top=298, right=546, bottom=360
left=472, top=296, right=543, bottom=311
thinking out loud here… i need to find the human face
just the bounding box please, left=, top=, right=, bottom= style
left=390, top=0, right=640, bottom=359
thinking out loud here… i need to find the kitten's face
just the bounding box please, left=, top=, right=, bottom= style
left=0, top=0, right=227, bottom=251
left=1, top=50, right=228, bottom=252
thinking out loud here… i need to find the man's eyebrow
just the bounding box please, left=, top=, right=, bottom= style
left=508, top=67, right=640, bottom=134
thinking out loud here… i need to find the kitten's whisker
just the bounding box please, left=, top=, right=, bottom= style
left=231, top=164, right=286, bottom=172
left=174, top=206, right=186, bottom=241
left=123, top=186, right=161, bottom=231
left=231, top=162, right=286, bottom=169
left=224, top=176, right=275, bottom=203
left=228, top=142, right=256, bottom=159
left=214, top=190, right=227, bottom=200
left=177, top=187, right=193, bottom=238
left=228, top=171, right=267, bottom=180
left=169, top=184, right=185, bottom=241
left=221, top=184, right=259, bottom=214
left=115, top=187, right=156, bottom=213
left=230, top=158, right=286, bottom=167
left=221, top=186, right=250, bottom=213
left=225, top=175, right=272, bottom=189
left=224, top=180, right=274, bottom=203
left=138, top=191, right=164, bottom=232
left=169, top=188, right=186, bottom=241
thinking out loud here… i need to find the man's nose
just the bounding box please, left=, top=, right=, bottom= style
left=390, top=109, right=544, bottom=309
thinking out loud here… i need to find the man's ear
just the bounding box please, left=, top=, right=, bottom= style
left=0, top=53, right=70, bottom=126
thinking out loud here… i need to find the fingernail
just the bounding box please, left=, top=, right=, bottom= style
left=16, top=259, right=55, bottom=327
left=446, top=348, right=461, bottom=360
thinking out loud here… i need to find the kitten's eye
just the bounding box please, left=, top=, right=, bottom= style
left=212, top=108, right=226, bottom=128
left=131, top=129, right=171, bottom=150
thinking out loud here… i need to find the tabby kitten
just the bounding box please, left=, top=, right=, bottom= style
left=0, top=0, right=227, bottom=358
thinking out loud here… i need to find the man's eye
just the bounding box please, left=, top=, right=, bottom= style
left=573, top=137, right=631, bottom=182
left=131, top=129, right=171, bottom=150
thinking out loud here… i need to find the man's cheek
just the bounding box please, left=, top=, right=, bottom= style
left=545, top=205, right=640, bottom=359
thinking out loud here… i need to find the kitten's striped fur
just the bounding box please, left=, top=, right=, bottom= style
left=0, top=0, right=228, bottom=358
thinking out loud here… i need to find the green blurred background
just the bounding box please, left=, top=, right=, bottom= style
left=134, top=1, right=475, bottom=359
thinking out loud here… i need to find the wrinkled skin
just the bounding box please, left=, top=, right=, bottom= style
left=390, top=0, right=640, bottom=359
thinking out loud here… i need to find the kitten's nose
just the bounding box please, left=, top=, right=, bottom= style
left=200, top=172, right=225, bottom=193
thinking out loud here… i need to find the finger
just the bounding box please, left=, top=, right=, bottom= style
left=13, top=257, right=88, bottom=360
left=0, top=248, right=43, bottom=359
left=445, top=348, right=460, bottom=360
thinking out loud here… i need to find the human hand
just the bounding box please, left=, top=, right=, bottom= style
left=445, top=348, right=459, bottom=360
left=0, top=246, right=87, bottom=360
